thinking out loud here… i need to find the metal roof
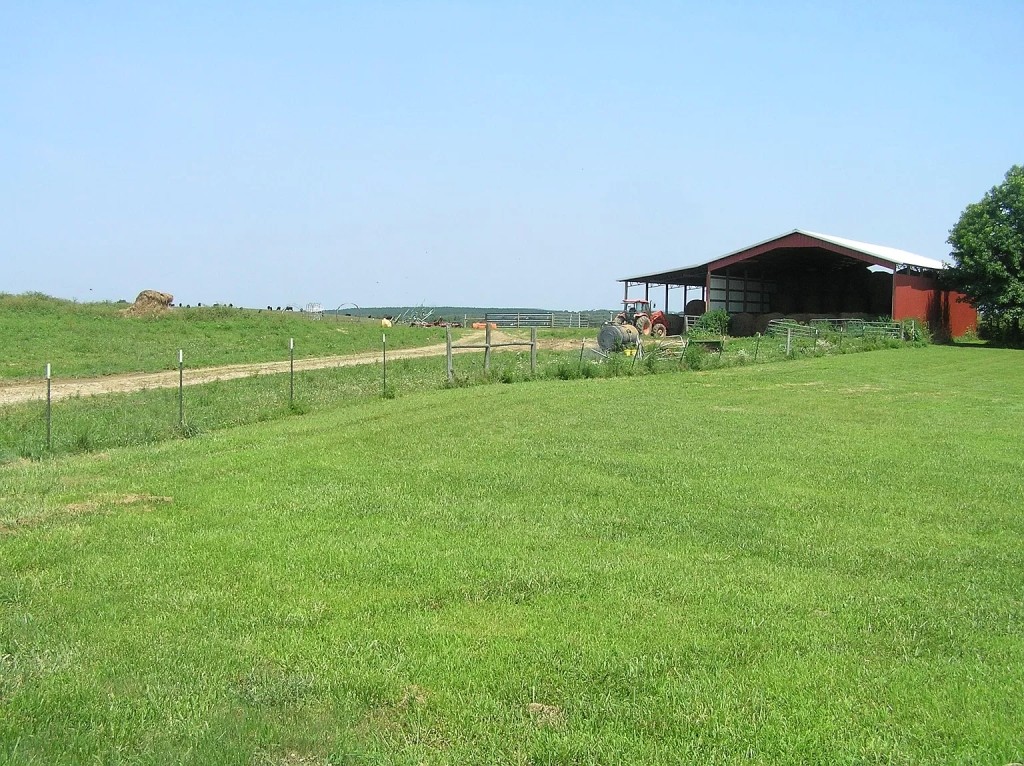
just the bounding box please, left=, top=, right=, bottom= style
left=620, top=229, right=946, bottom=284
left=798, top=230, right=945, bottom=271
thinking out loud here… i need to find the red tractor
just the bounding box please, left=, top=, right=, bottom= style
left=614, top=299, right=668, bottom=337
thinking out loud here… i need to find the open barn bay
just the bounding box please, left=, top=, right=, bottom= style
left=1, top=346, right=1022, bottom=764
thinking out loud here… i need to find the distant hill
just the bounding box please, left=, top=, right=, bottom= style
left=328, top=306, right=616, bottom=323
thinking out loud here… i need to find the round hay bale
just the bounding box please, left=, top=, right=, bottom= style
left=684, top=299, right=706, bottom=315
left=729, top=312, right=755, bottom=337
left=755, top=312, right=783, bottom=334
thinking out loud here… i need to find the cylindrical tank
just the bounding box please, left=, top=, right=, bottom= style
left=598, top=323, right=639, bottom=352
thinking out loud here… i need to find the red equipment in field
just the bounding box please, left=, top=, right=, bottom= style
left=613, top=299, right=668, bottom=337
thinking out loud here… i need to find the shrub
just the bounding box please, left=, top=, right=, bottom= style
left=690, top=309, right=729, bottom=337
left=683, top=342, right=706, bottom=370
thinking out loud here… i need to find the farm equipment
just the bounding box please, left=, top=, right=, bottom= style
left=613, top=299, right=668, bottom=337
left=597, top=322, right=640, bottom=352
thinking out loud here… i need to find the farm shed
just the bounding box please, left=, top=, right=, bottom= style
left=619, top=229, right=977, bottom=338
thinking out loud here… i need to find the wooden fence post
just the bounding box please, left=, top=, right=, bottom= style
left=530, top=327, right=537, bottom=373
left=484, top=322, right=492, bottom=371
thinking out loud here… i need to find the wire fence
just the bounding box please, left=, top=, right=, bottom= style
left=2, top=321, right=922, bottom=460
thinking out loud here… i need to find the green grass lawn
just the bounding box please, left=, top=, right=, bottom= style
left=1, top=346, right=1022, bottom=764
left=0, top=293, right=456, bottom=379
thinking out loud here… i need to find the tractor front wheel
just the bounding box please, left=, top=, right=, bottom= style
left=652, top=322, right=667, bottom=337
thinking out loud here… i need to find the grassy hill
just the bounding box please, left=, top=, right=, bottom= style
left=1, top=345, right=1022, bottom=763
left=0, top=293, right=457, bottom=379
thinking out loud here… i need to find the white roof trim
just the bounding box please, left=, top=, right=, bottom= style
left=797, top=229, right=945, bottom=270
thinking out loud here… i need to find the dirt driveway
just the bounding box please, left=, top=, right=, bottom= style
left=0, top=330, right=587, bottom=407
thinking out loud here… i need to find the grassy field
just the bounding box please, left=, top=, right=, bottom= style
left=0, top=293, right=458, bottom=379
left=0, top=332, right=909, bottom=461
left=1, top=345, right=1022, bottom=764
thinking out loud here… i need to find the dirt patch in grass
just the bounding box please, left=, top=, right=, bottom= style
left=1, top=493, right=174, bottom=535
left=526, top=702, right=564, bottom=727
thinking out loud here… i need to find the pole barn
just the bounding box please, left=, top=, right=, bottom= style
left=619, top=229, right=977, bottom=338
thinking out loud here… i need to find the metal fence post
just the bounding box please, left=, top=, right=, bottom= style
left=484, top=323, right=492, bottom=371
left=289, top=337, right=294, bottom=406
left=178, top=349, right=184, bottom=427
left=45, top=363, right=52, bottom=451
left=446, top=326, right=454, bottom=383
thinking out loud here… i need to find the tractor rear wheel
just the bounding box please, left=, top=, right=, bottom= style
left=635, top=315, right=652, bottom=335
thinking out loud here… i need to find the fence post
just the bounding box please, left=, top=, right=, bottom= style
left=382, top=333, right=387, bottom=396
left=754, top=333, right=761, bottom=362
left=446, top=326, right=454, bottom=383
left=550, top=313, right=555, bottom=328
left=786, top=328, right=792, bottom=356
left=530, top=327, right=537, bottom=374
left=45, top=363, right=52, bottom=451
left=484, top=322, right=492, bottom=371
left=289, top=337, right=295, bottom=406
left=178, top=349, right=184, bottom=427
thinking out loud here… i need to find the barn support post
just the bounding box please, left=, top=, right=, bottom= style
left=891, top=268, right=898, bottom=320
left=664, top=283, right=669, bottom=313
left=644, top=282, right=650, bottom=302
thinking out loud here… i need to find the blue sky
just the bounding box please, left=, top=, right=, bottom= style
left=2, top=1, right=1021, bottom=310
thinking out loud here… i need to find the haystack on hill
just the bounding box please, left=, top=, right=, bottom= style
left=121, top=290, right=174, bottom=317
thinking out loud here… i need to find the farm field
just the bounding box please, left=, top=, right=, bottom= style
left=1, top=346, right=1022, bottom=764
left=0, top=294, right=461, bottom=380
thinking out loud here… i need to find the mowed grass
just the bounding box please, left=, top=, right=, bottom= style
left=1, top=346, right=1022, bottom=764
left=0, top=293, right=455, bottom=379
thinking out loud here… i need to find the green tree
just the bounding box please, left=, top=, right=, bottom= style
left=946, top=165, right=1024, bottom=337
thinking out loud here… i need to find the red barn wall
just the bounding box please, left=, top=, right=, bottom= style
left=893, top=274, right=977, bottom=338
